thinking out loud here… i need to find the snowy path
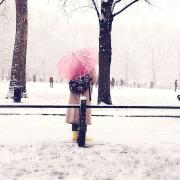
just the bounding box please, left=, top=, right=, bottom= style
left=0, top=115, right=180, bottom=179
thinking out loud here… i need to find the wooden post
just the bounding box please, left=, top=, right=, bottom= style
left=77, top=96, right=87, bottom=147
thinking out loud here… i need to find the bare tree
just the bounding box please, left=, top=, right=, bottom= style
left=7, top=0, right=28, bottom=98
left=61, top=0, right=151, bottom=104
left=91, top=0, right=151, bottom=104
left=145, top=36, right=172, bottom=87
left=62, top=0, right=150, bottom=104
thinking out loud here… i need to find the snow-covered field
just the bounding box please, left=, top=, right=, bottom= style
left=0, top=81, right=180, bottom=180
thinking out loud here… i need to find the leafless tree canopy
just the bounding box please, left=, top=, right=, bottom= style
left=61, top=0, right=152, bottom=104
left=91, top=0, right=152, bottom=19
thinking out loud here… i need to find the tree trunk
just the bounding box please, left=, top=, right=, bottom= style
left=98, top=1, right=113, bottom=104
left=8, top=0, right=28, bottom=98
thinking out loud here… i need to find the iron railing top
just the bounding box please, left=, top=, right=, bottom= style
left=88, top=105, right=180, bottom=109
left=0, top=104, right=78, bottom=108
left=0, top=104, right=180, bottom=109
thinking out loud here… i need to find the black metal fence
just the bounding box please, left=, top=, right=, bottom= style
left=1, top=103, right=180, bottom=109
left=1, top=103, right=180, bottom=115
left=1, top=98, right=180, bottom=146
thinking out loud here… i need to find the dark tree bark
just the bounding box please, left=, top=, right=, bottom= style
left=92, top=0, right=141, bottom=104
left=98, top=0, right=113, bottom=104
left=8, top=0, right=28, bottom=98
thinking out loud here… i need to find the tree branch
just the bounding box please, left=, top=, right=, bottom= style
left=144, top=0, right=153, bottom=6
left=62, top=0, right=68, bottom=7
left=112, top=0, right=122, bottom=12
left=0, top=0, right=5, bottom=5
left=112, top=0, right=139, bottom=18
left=91, top=0, right=100, bottom=19
left=69, top=5, right=95, bottom=14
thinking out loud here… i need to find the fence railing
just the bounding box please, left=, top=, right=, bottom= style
left=1, top=104, right=180, bottom=109
left=1, top=97, right=180, bottom=146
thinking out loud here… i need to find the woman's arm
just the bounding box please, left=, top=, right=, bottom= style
left=89, top=68, right=97, bottom=85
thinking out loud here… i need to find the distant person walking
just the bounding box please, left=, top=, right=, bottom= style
left=111, top=77, right=115, bottom=88
left=33, top=75, right=36, bottom=82
left=175, top=79, right=178, bottom=92
left=49, top=76, right=54, bottom=88
left=120, top=79, right=124, bottom=87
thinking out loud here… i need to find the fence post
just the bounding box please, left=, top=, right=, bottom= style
left=13, top=85, right=22, bottom=103
left=77, top=96, right=87, bottom=147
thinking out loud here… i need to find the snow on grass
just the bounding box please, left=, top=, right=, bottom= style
left=0, top=81, right=180, bottom=179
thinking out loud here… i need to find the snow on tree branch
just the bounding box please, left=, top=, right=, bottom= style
left=112, top=0, right=153, bottom=17
left=112, top=0, right=122, bottom=12
left=0, top=0, right=5, bottom=5
left=112, top=0, right=139, bottom=17
left=91, top=0, right=100, bottom=19
left=69, top=5, right=96, bottom=15
left=144, top=0, right=153, bottom=6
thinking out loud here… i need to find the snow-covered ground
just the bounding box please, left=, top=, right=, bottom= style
left=0, top=81, right=180, bottom=180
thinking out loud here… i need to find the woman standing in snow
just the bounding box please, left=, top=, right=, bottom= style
left=65, top=68, right=97, bottom=141
left=57, top=48, right=98, bottom=143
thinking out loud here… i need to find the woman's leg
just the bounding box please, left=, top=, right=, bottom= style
left=72, top=123, right=79, bottom=141
left=72, top=123, right=79, bottom=131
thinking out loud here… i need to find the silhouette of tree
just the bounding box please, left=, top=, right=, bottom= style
left=91, top=0, right=151, bottom=104
left=7, top=0, right=28, bottom=98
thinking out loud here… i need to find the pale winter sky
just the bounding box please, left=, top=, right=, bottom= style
left=1, top=0, right=180, bottom=87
